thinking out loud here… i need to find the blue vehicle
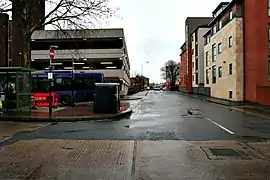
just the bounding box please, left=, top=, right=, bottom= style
left=32, top=70, right=103, bottom=105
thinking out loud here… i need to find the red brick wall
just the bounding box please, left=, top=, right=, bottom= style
left=0, top=14, right=8, bottom=67
left=187, top=45, right=193, bottom=93
left=244, top=0, right=270, bottom=105
left=180, top=51, right=187, bottom=88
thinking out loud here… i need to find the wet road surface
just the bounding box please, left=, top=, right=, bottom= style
left=1, top=91, right=270, bottom=179
left=4, top=90, right=270, bottom=142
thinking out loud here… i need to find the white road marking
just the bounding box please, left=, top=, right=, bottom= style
left=206, top=117, right=234, bottom=135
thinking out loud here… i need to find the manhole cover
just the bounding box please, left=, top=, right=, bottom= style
left=209, top=148, right=240, bottom=157
left=201, top=147, right=251, bottom=160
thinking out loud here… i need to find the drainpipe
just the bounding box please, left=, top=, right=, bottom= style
left=242, top=0, right=246, bottom=103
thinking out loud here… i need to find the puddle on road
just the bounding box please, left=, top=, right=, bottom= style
left=130, top=111, right=161, bottom=119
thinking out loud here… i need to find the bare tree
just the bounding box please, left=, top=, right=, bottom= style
left=160, top=60, right=180, bottom=91
left=0, top=0, right=118, bottom=66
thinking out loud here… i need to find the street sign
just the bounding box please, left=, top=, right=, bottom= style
left=49, top=48, right=55, bottom=59
left=48, top=72, right=53, bottom=79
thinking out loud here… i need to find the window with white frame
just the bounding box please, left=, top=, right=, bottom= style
left=206, top=51, right=209, bottom=67
left=212, top=44, right=216, bottom=62
left=218, top=43, right=222, bottom=53
left=213, top=25, right=217, bottom=34
left=218, top=20, right=222, bottom=29
left=268, top=0, right=270, bottom=16
left=229, top=10, right=233, bottom=20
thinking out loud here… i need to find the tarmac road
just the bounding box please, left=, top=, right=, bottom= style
left=1, top=91, right=270, bottom=179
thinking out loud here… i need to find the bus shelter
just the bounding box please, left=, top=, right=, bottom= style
left=0, top=67, right=34, bottom=112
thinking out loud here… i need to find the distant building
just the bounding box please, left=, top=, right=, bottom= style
left=179, top=42, right=187, bottom=92
left=179, top=0, right=270, bottom=105
left=30, top=29, right=131, bottom=96
left=185, top=17, right=213, bottom=93
left=130, top=75, right=149, bottom=91
left=191, top=25, right=210, bottom=88
left=11, top=0, right=45, bottom=67
left=0, top=14, right=8, bottom=67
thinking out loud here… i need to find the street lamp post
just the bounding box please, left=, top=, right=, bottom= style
left=48, top=45, right=58, bottom=119
left=71, top=58, right=75, bottom=107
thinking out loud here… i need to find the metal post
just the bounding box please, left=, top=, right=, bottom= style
left=48, top=46, right=57, bottom=119
left=71, top=58, right=75, bottom=107
left=48, top=58, right=52, bottom=119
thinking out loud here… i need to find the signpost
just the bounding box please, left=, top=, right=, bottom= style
left=48, top=48, right=55, bottom=119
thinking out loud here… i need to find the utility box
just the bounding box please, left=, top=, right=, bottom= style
left=93, top=83, right=120, bottom=114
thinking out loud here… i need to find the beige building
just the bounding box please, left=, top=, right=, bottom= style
left=191, top=26, right=210, bottom=87
left=203, top=17, right=244, bottom=101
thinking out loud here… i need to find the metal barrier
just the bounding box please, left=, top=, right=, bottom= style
left=32, top=92, right=58, bottom=107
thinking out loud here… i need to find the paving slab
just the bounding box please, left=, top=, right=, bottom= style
left=134, top=140, right=270, bottom=180
left=1, top=140, right=270, bottom=179
left=0, top=140, right=134, bottom=180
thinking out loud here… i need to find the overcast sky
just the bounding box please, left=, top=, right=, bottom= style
left=106, top=0, right=222, bottom=83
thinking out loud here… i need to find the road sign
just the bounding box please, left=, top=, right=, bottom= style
left=48, top=72, right=53, bottom=79
left=49, top=48, right=55, bottom=59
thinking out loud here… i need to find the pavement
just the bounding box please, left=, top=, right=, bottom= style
left=0, top=101, right=134, bottom=122
left=1, top=91, right=270, bottom=179
left=177, top=91, right=270, bottom=119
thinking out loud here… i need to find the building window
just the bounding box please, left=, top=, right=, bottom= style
left=218, top=20, right=222, bottom=30
left=212, top=65, right=216, bottom=84
left=195, top=57, right=198, bottom=70
left=229, top=63, right=233, bottom=75
left=228, top=36, right=233, bottom=47
left=268, top=0, right=270, bottom=16
left=192, top=75, right=194, bottom=81
left=195, top=44, right=198, bottom=56
left=195, top=73, right=198, bottom=84
left=207, top=37, right=210, bottom=44
left=213, top=25, right=217, bottom=34
left=192, top=62, right=194, bottom=69
left=206, top=51, right=209, bottom=67
left=229, top=91, right=233, bottom=99
left=191, top=35, right=194, bottom=42
left=229, top=10, right=233, bottom=20
left=206, top=69, right=209, bottom=84
left=192, top=48, right=194, bottom=55
left=268, top=24, right=270, bottom=49
left=218, top=66, right=222, bottom=77
left=212, top=44, right=216, bottom=62
left=268, top=56, right=270, bottom=80
left=218, top=43, right=222, bottom=53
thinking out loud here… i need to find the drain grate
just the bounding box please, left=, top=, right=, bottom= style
left=201, top=147, right=251, bottom=160
left=209, top=148, right=240, bottom=157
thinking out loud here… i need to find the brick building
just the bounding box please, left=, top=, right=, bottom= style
left=179, top=42, right=187, bottom=91
left=179, top=0, right=270, bottom=105
left=130, top=75, right=149, bottom=92
left=0, top=14, right=9, bottom=67
left=184, top=17, right=213, bottom=93
left=11, top=0, right=45, bottom=67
